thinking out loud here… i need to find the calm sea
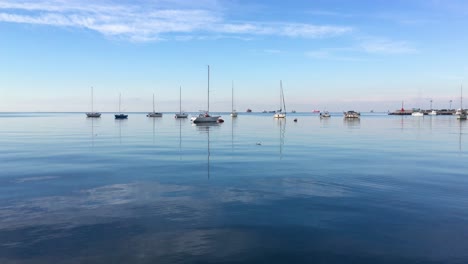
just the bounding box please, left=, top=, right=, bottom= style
left=0, top=112, right=467, bottom=263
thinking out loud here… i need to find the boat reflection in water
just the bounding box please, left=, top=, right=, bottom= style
left=194, top=123, right=220, bottom=179
left=115, top=118, right=127, bottom=144
left=276, top=118, right=286, bottom=160
left=343, top=117, right=360, bottom=128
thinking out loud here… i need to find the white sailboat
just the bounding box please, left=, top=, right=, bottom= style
left=457, top=85, right=467, bottom=120
left=175, top=86, right=188, bottom=118
left=230, top=81, right=238, bottom=117
left=115, top=93, right=128, bottom=119
left=192, top=65, right=221, bottom=123
left=86, top=87, right=101, bottom=118
left=273, top=80, right=286, bottom=118
left=147, top=93, right=163, bottom=117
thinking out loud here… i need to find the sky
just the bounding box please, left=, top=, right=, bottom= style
left=0, top=0, right=468, bottom=112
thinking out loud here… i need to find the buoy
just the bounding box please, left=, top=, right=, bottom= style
left=217, top=118, right=224, bottom=123
left=294, top=118, right=298, bottom=122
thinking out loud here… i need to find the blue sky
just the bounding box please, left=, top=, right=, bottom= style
left=0, top=0, right=467, bottom=112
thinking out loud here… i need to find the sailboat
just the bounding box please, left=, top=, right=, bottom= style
left=86, top=87, right=101, bottom=118
left=273, top=80, right=286, bottom=118
left=114, top=93, right=128, bottom=119
left=230, top=81, right=238, bottom=117
left=147, top=93, right=163, bottom=117
left=191, top=65, right=221, bottom=123
left=175, top=86, right=188, bottom=118
left=457, top=85, right=466, bottom=120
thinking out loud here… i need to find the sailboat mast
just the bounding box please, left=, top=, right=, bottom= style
left=232, top=80, right=234, bottom=112
left=279, top=80, right=282, bottom=112
left=179, top=86, right=182, bottom=114
left=91, top=87, right=94, bottom=113
left=282, top=83, right=286, bottom=113
left=119, top=93, right=121, bottom=113
left=461, top=85, right=463, bottom=110
left=152, top=93, right=155, bottom=113
left=208, top=65, right=210, bottom=113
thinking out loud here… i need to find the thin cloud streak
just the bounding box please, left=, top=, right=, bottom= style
left=0, top=0, right=352, bottom=41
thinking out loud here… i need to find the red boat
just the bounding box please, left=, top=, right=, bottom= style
left=312, top=110, right=320, bottom=113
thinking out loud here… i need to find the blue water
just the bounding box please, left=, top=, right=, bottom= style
left=0, top=112, right=467, bottom=263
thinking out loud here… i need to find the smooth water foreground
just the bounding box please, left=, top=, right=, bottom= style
left=0, top=112, right=467, bottom=263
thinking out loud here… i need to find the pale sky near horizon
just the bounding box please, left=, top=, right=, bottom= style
left=0, top=0, right=467, bottom=112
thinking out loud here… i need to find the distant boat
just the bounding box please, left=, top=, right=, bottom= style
left=312, top=110, right=320, bottom=113
left=175, top=86, right=188, bottom=118
left=457, top=85, right=467, bottom=120
left=291, top=110, right=296, bottom=113
left=428, top=110, right=437, bottom=115
left=412, top=111, right=424, bottom=117
left=192, top=65, right=221, bottom=123
left=343, top=110, right=360, bottom=118
left=147, top=93, right=163, bottom=117
left=230, top=81, right=238, bottom=117
left=115, top=93, right=128, bottom=119
left=86, top=87, right=101, bottom=118
left=262, top=110, right=267, bottom=113
left=274, top=80, right=286, bottom=118
left=246, top=108, right=252, bottom=113
left=320, top=111, right=331, bottom=118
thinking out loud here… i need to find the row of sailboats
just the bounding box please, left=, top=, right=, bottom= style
left=85, top=86, right=189, bottom=119
left=86, top=66, right=292, bottom=121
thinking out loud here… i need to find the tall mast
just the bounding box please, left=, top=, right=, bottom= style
left=279, top=80, right=282, bottom=112
left=461, top=85, right=463, bottom=110
left=119, top=93, right=121, bottom=113
left=91, top=86, right=94, bottom=112
left=152, top=93, right=155, bottom=113
left=208, top=65, right=210, bottom=113
left=232, top=80, right=234, bottom=112
left=281, top=80, right=286, bottom=112
left=179, top=86, right=182, bottom=114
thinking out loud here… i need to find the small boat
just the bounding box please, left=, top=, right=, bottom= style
left=320, top=111, right=331, bottom=118
left=312, top=110, right=320, bottom=113
left=428, top=110, right=437, bottom=115
left=147, top=93, right=163, bottom=117
left=191, top=65, right=221, bottom=123
left=115, top=93, right=128, bottom=119
left=291, top=110, right=296, bottom=113
left=274, top=80, right=286, bottom=118
left=246, top=109, right=252, bottom=112
left=262, top=110, right=267, bottom=113
left=175, top=86, right=188, bottom=118
left=343, top=110, right=360, bottom=118
left=457, top=85, right=467, bottom=120
left=230, top=81, right=238, bottom=117
left=412, top=111, right=424, bottom=117
left=86, top=87, right=101, bottom=118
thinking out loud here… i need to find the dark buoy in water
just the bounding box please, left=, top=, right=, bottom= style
left=217, top=118, right=224, bottom=123
left=294, top=118, right=298, bottom=122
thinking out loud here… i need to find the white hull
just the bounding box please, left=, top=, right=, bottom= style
left=428, top=110, right=437, bottom=115
left=274, top=113, right=286, bottom=118
left=412, top=112, right=424, bottom=117
left=175, top=113, right=188, bottom=118
left=457, top=113, right=467, bottom=120
left=147, top=112, right=163, bottom=117
left=86, top=112, right=101, bottom=118
left=230, top=111, right=238, bottom=117
left=343, top=111, right=360, bottom=118
left=192, top=114, right=220, bottom=123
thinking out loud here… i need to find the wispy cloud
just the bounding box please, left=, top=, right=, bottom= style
left=359, top=38, right=417, bottom=54
left=0, top=0, right=352, bottom=42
